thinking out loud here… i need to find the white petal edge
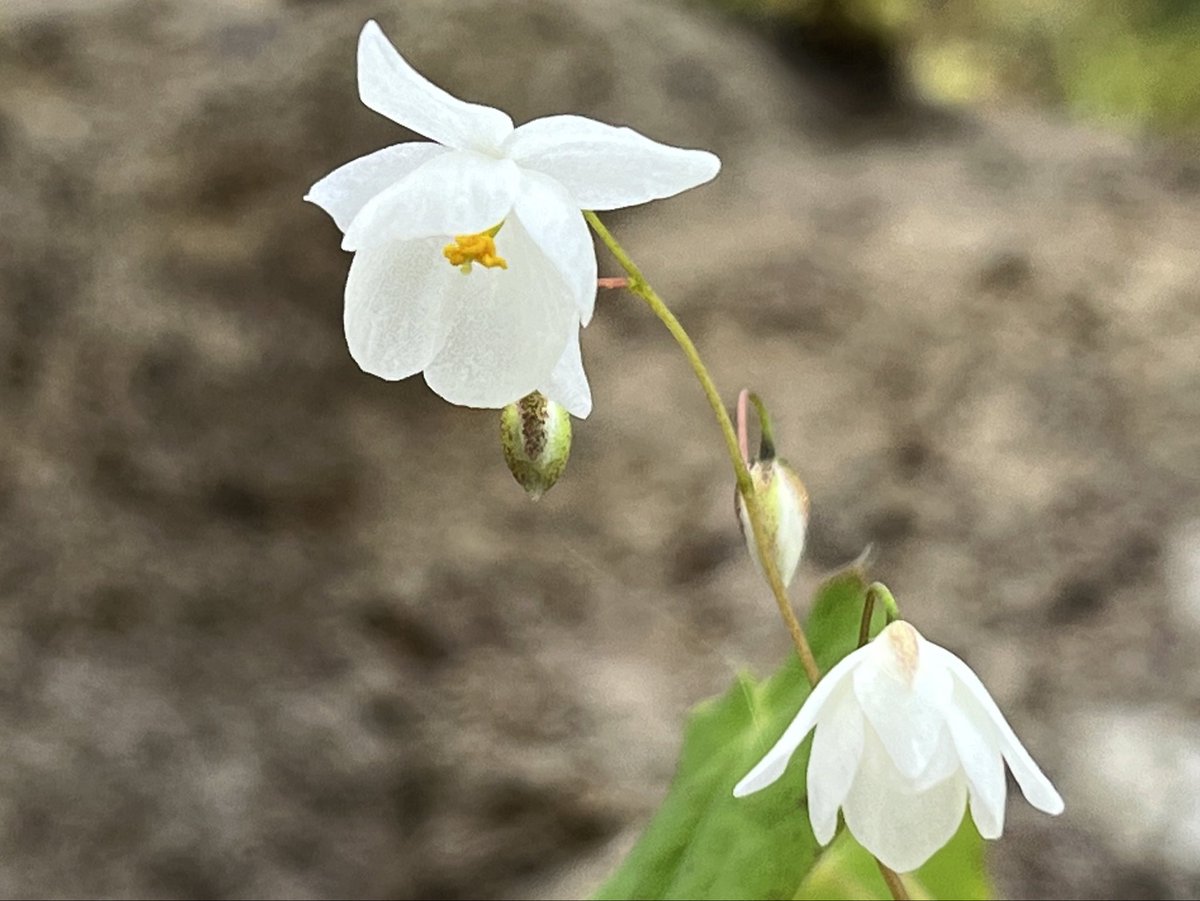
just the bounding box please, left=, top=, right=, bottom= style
left=772, top=468, right=808, bottom=588
left=504, top=114, right=720, bottom=211
left=342, top=151, right=520, bottom=252
left=852, top=629, right=954, bottom=781
left=513, top=170, right=597, bottom=325
left=733, top=646, right=868, bottom=797
left=806, top=683, right=865, bottom=845
left=357, top=20, right=513, bottom=153
left=343, top=236, right=459, bottom=380
left=910, top=724, right=962, bottom=793
left=423, top=216, right=576, bottom=409
left=305, top=143, right=447, bottom=233
left=927, top=645, right=1065, bottom=816
left=540, top=328, right=592, bottom=419
left=841, top=729, right=969, bottom=873
left=945, top=693, right=1007, bottom=840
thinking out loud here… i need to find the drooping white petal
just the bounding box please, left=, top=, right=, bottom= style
left=540, top=328, right=592, bottom=419
left=305, top=143, right=448, bottom=233
left=930, top=645, right=1065, bottom=816
left=356, top=20, right=513, bottom=152
left=910, top=724, right=962, bottom=793
left=852, top=625, right=954, bottom=780
left=343, top=151, right=520, bottom=252
left=945, top=691, right=1008, bottom=840
left=733, top=646, right=868, bottom=797
left=343, top=236, right=459, bottom=380
left=513, top=170, right=597, bottom=324
left=423, top=217, right=576, bottom=409
left=806, top=684, right=865, bottom=845
left=504, top=115, right=720, bottom=211
left=842, top=729, right=969, bottom=873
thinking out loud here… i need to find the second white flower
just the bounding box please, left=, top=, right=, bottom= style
left=734, top=620, right=1064, bottom=872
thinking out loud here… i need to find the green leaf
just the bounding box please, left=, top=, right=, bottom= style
left=594, top=568, right=993, bottom=901
left=793, top=818, right=990, bottom=901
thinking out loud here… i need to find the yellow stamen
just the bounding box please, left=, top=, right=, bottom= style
left=443, top=228, right=508, bottom=273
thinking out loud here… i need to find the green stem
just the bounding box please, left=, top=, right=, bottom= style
left=857, top=589, right=876, bottom=649
left=585, top=210, right=820, bottom=689
left=868, top=582, right=901, bottom=624
left=747, top=392, right=776, bottom=461
left=588, top=212, right=910, bottom=901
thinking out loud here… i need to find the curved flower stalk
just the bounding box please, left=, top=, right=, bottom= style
left=733, top=619, right=1064, bottom=872
left=305, top=21, right=721, bottom=417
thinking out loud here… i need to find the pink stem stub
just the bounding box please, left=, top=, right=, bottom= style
left=737, top=388, right=751, bottom=466
left=597, top=277, right=629, bottom=289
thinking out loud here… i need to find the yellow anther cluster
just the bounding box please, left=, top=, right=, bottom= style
left=443, top=232, right=508, bottom=273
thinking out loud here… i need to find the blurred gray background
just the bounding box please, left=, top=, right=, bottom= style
left=2, top=0, right=1199, bottom=897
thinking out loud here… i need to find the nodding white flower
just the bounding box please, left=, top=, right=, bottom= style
left=733, top=620, right=1064, bottom=873
left=305, top=20, right=721, bottom=418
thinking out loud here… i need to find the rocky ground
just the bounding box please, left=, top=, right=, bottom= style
left=2, top=0, right=1199, bottom=897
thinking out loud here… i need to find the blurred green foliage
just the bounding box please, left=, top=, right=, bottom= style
left=701, top=0, right=1200, bottom=134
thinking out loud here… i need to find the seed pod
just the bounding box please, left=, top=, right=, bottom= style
left=500, top=391, right=572, bottom=500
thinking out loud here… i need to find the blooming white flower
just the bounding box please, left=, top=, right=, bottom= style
left=304, top=20, right=721, bottom=418
left=733, top=620, right=1064, bottom=873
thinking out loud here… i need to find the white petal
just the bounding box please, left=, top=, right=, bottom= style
left=357, top=20, right=513, bottom=152
left=423, top=217, right=576, bottom=409
left=733, top=646, right=868, bottom=798
left=343, top=237, right=459, bottom=380
left=540, top=328, right=592, bottom=419
left=929, top=645, right=1065, bottom=816
left=945, top=691, right=1007, bottom=840
left=807, top=684, right=865, bottom=845
left=852, top=628, right=954, bottom=780
left=343, top=151, right=520, bottom=252
left=504, top=115, right=720, bottom=211
left=305, top=143, right=447, bottom=233
left=513, top=171, right=597, bottom=324
left=911, top=724, right=962, bottom=793
left=842, top=729, right=969, bottom=873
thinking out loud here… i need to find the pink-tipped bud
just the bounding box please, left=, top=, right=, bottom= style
left=735, top=459, right=809, bottom=588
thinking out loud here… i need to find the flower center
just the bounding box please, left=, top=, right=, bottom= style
left=443, top=223, right=508, bottom=274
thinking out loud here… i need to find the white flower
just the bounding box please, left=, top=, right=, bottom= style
left=304, top=21, right=721, bottom=418
left=733, top=620, right=1064, bottom=873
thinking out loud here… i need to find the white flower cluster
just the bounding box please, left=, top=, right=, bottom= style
left=307, top=20, right=1063, bottom=877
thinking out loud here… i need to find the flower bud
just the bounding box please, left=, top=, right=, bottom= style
left=735, top=459, right=808, bottom=588
left=500, top=391, right=572, bottom=500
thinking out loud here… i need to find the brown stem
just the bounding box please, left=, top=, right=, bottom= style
left=876, top=859, right=911, bottom=901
